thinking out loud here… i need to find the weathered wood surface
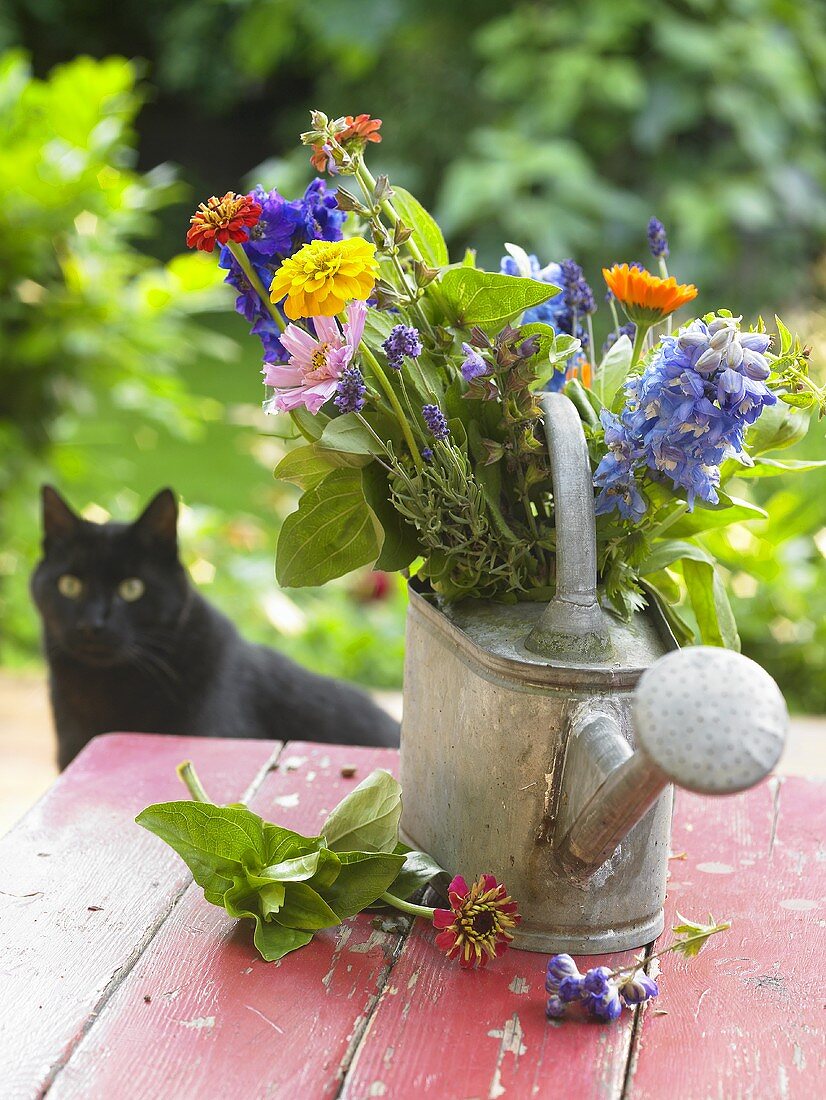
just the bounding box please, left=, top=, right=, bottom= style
left=48, top=742, right=402, bottom=1100
left=626, top=776, right=825, bottom=1099
left=0, top=734, right=279, bottom=1100
left=1, top=734, right=822, bottom=1100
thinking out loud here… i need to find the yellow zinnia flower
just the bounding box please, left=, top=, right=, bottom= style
left=270, top=238, right=379, bottom=320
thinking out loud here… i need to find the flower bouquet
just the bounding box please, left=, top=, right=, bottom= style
left=187, top=111, right=824, bottom=646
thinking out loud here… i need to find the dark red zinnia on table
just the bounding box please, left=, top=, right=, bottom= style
left=433, top=874, right=521, bottom=969
left=186, top=192, right=262, bottom=253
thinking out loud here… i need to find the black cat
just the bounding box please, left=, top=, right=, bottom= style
left=31, top=486, right=400, bottom=769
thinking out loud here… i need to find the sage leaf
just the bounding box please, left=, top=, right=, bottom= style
left=316, top=851, right=406, bottom=918
left=682, top=558, right=740, bottom=650
left=362, top=462, right=421, bottom=572
left=275, top=467, right=381, bottom=587
left=594, top=333, right=633, bottom=409
left=136, top=802, right=267, bottom=892
left=322, top=769, right=402, bottom=854
left=253, top=922, right=314, bottom=963
left=388, top=845, right=446, bottom=901
left=319, top=413, right=383, bottom=457
left=276, top=882, right=342, bottom=930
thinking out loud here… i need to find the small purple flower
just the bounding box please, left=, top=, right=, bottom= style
left=603, top=321, right=636, bottom=355
left=618, top=970, right=659, bottom=1006
left=422, top=403, right=449, bottom=441
left=383, top=325, right=423, bottom=369
left=545, top=953, right=582, bottom=993
left=587, top=983, right=624, bottom=1022
left=461, top=343, right=489, bottom=382
left=545, top=995, right=567, bottom=1020
left=648, top=217, right=670, bottom=260
left=422, top=447, right=434, bottom=463
left=558, top=975, right=585, bottom=1002
left=334, top=366, right=367, bottom=414
left=582, top=966, right=613, bottom=995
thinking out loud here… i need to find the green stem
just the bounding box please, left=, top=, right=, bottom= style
left=648, top=500, right=689, bottom=540
left=227, top=241, right=286, bottom=332
left=361, top=343, right=422, bottom=469
left=631, top=322, right=652, bottom=368
left=658, top=256, right=672, bottom=335
left=607, top=923, right=731, bottom=980
left=608, top=295, right=621, bottom=334
left=380, top=891, right=435, bottom=919
left=356, top=162, right=424, bottom=264
left=177, top=760, right=211, bottom=803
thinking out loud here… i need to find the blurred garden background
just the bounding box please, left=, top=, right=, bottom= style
left=2, top=0, right=826, bottom=731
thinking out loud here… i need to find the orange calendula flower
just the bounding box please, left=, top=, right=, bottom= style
left=269, top=237, right=379, bottom=320
left=603, top=263, right=698, bottom=325
left=186, top=192, right=262, bottom=253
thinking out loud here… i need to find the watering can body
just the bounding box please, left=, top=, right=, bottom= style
left=399, top=393, right=787, bottom=954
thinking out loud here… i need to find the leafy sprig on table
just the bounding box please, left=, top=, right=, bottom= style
left=137, top=765, right=443, bottom=962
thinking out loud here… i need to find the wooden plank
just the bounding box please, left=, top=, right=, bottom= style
left=49, top=742, right=404, bottom=1100
left=341, top=922, right=640, bottom=1100
left=0, top=732, right=278, bottom=1100
left=626, top=778, right=825, bottom=1100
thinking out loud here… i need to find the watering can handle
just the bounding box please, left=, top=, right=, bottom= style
left=524, top=392, right=610, bottom=658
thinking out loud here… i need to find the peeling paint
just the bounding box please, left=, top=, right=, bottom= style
left=696, top=862, right=734, bottom=874
left=779, top=899, right=818, bottom=911
left=245, top=1005, right=283, bottom=1033
left=179, top=1016, right=215, bottom=1030
left=508, top=976, right=530, bottom=995
left=273, top=793, right=300, bottom=808
left=281, top=755, right=307, bottom=771
left=487, top=1013, right=527, bottom=1098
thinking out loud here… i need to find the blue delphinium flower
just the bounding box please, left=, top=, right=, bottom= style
left=246, top=185, right=303, bottom=259
left=422, top=403, right=450, bottom=440
left=648, top=217, right=670, bottom=260
left=461, top=343, right=489, bottom=382
left=296, top=178, right=346, bottom=246
left=334, top=365, right=367, bottom=413
left=383, top=325, right=422, bottom=370
left=594, top=316, right=776, bottom=516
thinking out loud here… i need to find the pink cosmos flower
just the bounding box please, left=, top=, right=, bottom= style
left=263, top=300, right=367, bottom=415
left=433, top=873, right=521, bottom=969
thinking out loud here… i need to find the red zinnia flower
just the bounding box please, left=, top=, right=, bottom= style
left=433, top=874, right=521, bottom=969
left=339, top=114, right=383, bottom=147
left=186, top=192, right=262, bottom=253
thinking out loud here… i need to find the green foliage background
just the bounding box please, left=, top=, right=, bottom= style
left=1, top=0, right=825, bottom=711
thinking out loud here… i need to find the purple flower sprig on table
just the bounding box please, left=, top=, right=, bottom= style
left=545, top=913, right=730, bottom=1024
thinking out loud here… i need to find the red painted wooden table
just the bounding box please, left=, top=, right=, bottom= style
left=0, top=734, right=822, bottom=1099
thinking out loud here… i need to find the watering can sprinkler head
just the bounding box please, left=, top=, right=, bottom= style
left=557, top=646, right=788, bottom=879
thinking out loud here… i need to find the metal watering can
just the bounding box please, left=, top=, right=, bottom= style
left=400, top=392, right=788, bottom=953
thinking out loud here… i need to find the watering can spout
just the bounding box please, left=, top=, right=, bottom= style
left=556, top=646, right=788, bottom=879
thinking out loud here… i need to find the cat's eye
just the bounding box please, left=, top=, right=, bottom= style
left=57, top=574, right=83, bottom=600
left=118, top=577, right=145, bottom=603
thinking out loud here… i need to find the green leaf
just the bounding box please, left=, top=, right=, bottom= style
left=438, top=268, right=557, bottom=330
left=274, top=445, right=337, bottom=491
left=746, top=402, right=811, bottom=456
left=290, top=406, right=330, bottom=442
left=594, top=334, right=633, bottom=409
left=319, top=413, right=383, bottom=457
left=276, top=881, right=341, bottom=930
left=316, top=851, right=406, bottom=918
left=671, top=912, right=730, bottom=958
left=275, top=467, right=381, bottom=587
left=682, top=558, right=740, bottom=650
left=361, top=462, right=421, bottom=572
left=638, top=579, right=695, bottom=647
left=252, top=849, right=340, bottom=886
left=722, top=456, right=826, bottom=479
left=321, top=769, right=402, bottom=854
left=253, top=922, right=314, bottom=963
left=392, top=186, right=449, bottom=268
left=668, top=494, right=768, bottom=537
left=136, top=802, right=267, bottom=892
left=388, top=846, right=446, bottom=901
left=639, top=539, right=714, bottom=576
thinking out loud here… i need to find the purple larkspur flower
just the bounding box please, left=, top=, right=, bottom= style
left=422, top=403, right=449, bottom=441
left=648, top=217, right=670, bottom=260
left=545, top=995, right=567, bottom=1020
left=545, top=954, right=582, bottom=993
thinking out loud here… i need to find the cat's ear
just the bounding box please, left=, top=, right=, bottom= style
left=41, top=486, right=81, bottom=546
left=133, top=488, right=179, bottom=556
